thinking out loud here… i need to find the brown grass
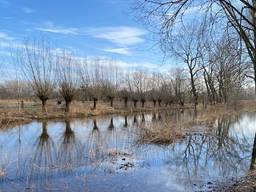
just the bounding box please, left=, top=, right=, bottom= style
left=138, top=121, right=187, bottom=145
left=0, top=99, right=192, bottom=126
left=137, top=100, right=256, bottom=145
left=0, top=99, right=256, bottom=130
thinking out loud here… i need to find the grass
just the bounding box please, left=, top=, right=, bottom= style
left=0, top=99, right=192, bottom=127
left=137, top=118, right=189, bottom=145
left=137, top=100, right=256, bottom=145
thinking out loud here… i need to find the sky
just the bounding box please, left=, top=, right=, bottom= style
left=0, top=0, right=167, bottom=74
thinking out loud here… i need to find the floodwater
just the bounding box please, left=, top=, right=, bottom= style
left=0, top=110, right=256, bottom=192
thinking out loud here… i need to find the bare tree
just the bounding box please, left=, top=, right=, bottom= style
left=119, top=88, right=130, bottom=108
left=135, top=0, right=256, bottom=93
left=101, top=61, right=121, bottom=107
left=79, top=58, right=90, bottom=102
left=211, top=36, right=247, bottom=103
left=170, top=68, right=187, bottom=106
left=57, top=52, right=78, bottom=113
left=130, top=71, right=149, bottom=108
left=18, top=39, right=56, bottom=112
left=170, top=24, right=203, bottom=108
left=87, top=59, right=103, bottom=110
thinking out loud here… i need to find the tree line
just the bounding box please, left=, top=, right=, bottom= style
left=0, top=36, right=253, bottom=113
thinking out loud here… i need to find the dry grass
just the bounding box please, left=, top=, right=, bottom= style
left=0, top=99, right=256, bottom=130
left=0, top=99, right=191, bottom=125
left=138, top=122, right=186, bottom=145
left=137, top=100, right=256, bottom=145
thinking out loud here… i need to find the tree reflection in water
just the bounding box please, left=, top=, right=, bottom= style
left=108, top=117, right=114, bottom=130
left=86, top=118, right=105, bottom=165
left=57, top=120, right=82, bottom=170
left=133, top=115, right=138, bottom=124
left=28, top=121, right=57, bottom=189
left=124, top=116, right=128, bottom=127
left=1, top=112, right=256, bottom=192
left=141, top=113, right=145, bottom=123
left=152, top=113, right=156, bottom=121
left=161, top=115, right=253, bottom=187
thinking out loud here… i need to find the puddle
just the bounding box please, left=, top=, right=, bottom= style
left=0, top=111, right=256, bottom=191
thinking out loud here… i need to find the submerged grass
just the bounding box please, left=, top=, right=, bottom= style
left=137, top=120, right=189, bottom=145
left=137, top=100, right=256, bottom=145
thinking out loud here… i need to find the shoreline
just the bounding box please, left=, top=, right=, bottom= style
left=1, top=99, right=256, bottom=129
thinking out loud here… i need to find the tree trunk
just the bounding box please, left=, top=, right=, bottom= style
left=253, top=4, right=256, bottom=95
left=21, top=100, right=24, bottom=109
left=251, top=133, right=256, bottom=170
left=65, top=100, right=71, bottom=112
left=158, top=100, right=161, bottom=107
left=133, top=100, right=137, bottom=108
left=124, top=98, right=128, bottom=108
left=93, top=98, right=97, bottom=109
left=141, top=101, right=145, bottom=108
left=41, top=99, right=47, bottom=113
left=153, top=100, right=156, bottom=107
left=110, top=98, right=113, bottom=107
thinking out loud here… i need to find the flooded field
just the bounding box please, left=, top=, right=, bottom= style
left=0, top=110, right=256, bottom=192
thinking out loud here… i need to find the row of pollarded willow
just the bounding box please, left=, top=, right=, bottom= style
left=11, top=36, right=249, bottom=113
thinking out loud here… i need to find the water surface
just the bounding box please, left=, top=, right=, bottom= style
left=0, top=111, right=256, bottom=192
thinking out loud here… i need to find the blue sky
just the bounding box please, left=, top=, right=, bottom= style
left=0, top=0, right=166, bottom=73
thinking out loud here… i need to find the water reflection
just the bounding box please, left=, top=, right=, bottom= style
left=28, top=121, right=57, bottom=189
left=87, top=119, right=105, bottom=165
left=58, top=120, right=82, bottom=170
left=93, top=118, right=98, bottom=130
left=0, top=111, right=256, bottom=191
left=152, top=113, right=156, bottom=121
left=108, top=117, right=114, bottom=130
left=124, top=116, right=128, bottom=127
left=141, top=113, right=145, bottom=123
left=32, top=121, right=56, bottom=170
left=133, top=115, right=138, bottom=124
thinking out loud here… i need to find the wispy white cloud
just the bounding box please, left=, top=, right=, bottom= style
left=87, top=26, right=146, bottom=46
left=35, top=27, right=78, bottom=35
left=34, top=23, right=147, bottom=47
left=35, top=22, right=79, bottom=35
left=102, top=47, right=132, bottom=56
left=22, top=7, right=36, bottom=14
left=0, top=32, right=15, bottom=41
left=33, top=23, right=146, bottom=56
